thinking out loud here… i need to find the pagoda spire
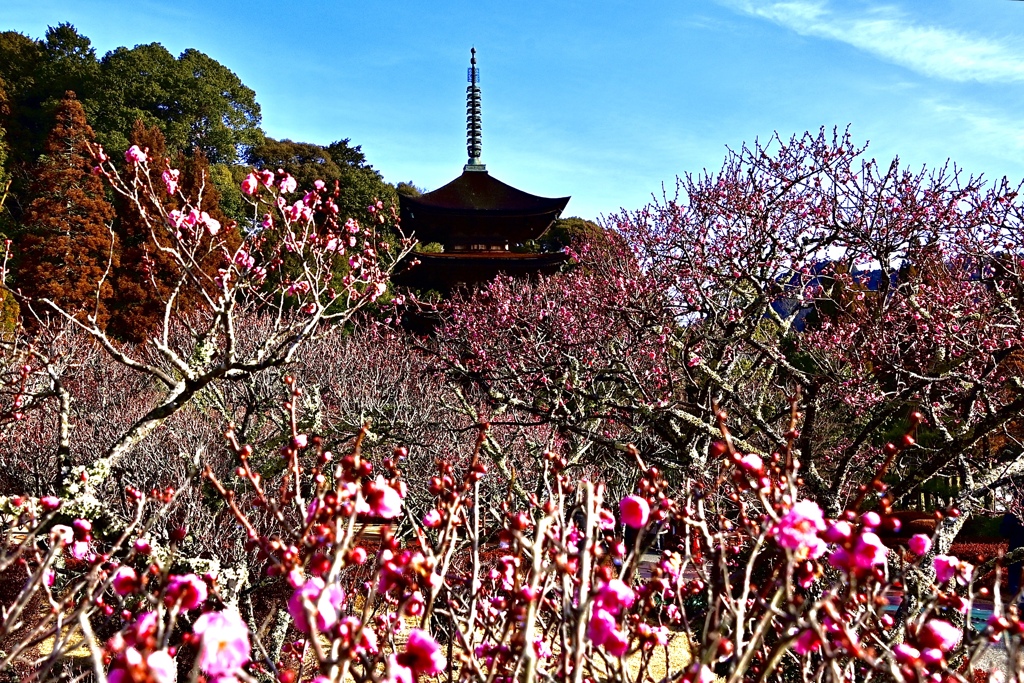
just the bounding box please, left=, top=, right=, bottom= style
left=465, top=47, right=485, bottom=171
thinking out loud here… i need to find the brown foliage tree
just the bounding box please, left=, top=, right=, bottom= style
left=16, top=91, right=115, bottom=327
left=107, top=120, right=240, bottom=341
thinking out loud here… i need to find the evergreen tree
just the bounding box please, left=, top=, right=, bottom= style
left=16, top=91, right=116, bottom=327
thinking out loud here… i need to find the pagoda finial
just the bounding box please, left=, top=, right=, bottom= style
left=465, top=47, right=485, bottom=171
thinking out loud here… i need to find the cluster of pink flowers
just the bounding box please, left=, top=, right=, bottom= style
left=106, top=612, right=174, bottom=683
left=241, top=169, right=297, bottom=196
left=165, top=573, right=208, bottom=610
left=933, top=553, right=973, bottom=585
left=908, top=533, right=932, bottom=556
left=161, top=168, right=179, bottom=195
left=51, top=518, right=95, bottom=561
left=193, top=610, right=251, bottom=682
left=167, top=207, right=221, bottom=237
left=826, top=525, right=888, bottom=574
left=771, top=499, right=827, bottom=560
left=587, top=578, right=636, bottom=656
left=893, top=619, right=962, bottom=678
left=387, top=629, right=445, bottom=683
left=769, top=501, right=890, bottom=576
left=360, top=474, right=405, bottom=519
left=125, top=145, right=148, bottom=164
left=287, top=576, right=345, bottom=633
left=107, top=647, right=175, bottom=683
left=790, top=615, right=861, bottom=658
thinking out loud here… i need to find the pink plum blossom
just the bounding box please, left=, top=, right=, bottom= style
left=287, top=567, right=305, bottom=588
left=161, top=169, right=179, bottom=195
left=51, top=525, right=73, bottom=544
left=202, top=212, right=221, bottom=236
left=286, top=200, right=313, bottom=223
left=893, top=643, right=920, bottom=663
left=112, top=566, right=138, bottom=596
left=738, top=453, right=763, bottom=473
left=125, top=145, right=147, bottom=164
left=165, top=573, right=207, bottom=610
left=934, top=554, right=972, bottom=584
left=287, top=577, right=345, bottom=633
left=619, top=495, right=650, bottom=528
left=828, top=532, right=888, bottom=572
left=278, top=174, right=297, bottom=194
left=167, top=210, right=185, bottom=230
left=70, top=540, right=93, bottom=561
left=362, top=476, right=403, bottom=519
left=193, top=609, right=251, bottom=680
left=822, top=520, right=853, bottom=543
left=240, top=172, right=259, bottom=195
left=918, top=619, right=961, bottom=650
left=587, top=608, right=628, bottom=656
left=110, top=647, right=176, bottom=683
left=594, top=579, right=635, bottom=614
left=386, top=657, right=415, bottom=683
left=146, top=650, right=176, bottom=683
left=860, top=511, right=881, bottom=528
left=793, top=628, right=822, bottom=655
left=772, top=499, right=826, bottom=559
left=340, top=616, right=378, bottom=655
left=422, top=509, right=442, bottom=528
left=851, top=532, right=888, bottom=569
left=394, top=628, right=445, bottom=675
left=909, top=534, right=932, bottom=555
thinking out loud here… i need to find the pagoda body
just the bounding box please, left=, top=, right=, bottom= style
left=394, top=49, right=570, bottom=291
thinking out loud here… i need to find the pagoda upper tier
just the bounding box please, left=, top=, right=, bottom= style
left=393, top=48, right=570, bottom=293
left=398, top=169, right=570, bottom=251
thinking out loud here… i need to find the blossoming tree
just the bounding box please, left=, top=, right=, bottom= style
left=1, top=128, right=1023, bottom=683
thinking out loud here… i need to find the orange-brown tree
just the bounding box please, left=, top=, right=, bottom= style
left=107, top=121, right=239, bottom=341
left=16, top=91, right=115, bottom=327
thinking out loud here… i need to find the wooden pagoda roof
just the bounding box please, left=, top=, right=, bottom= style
left=399, top=170, right=570, bottom=246
left=401, top=170, right=569, bottom=216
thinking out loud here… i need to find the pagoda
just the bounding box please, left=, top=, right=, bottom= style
left=393, top=48, right=570, bottom=292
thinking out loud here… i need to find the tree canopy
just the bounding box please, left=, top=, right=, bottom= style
left=93, top=44, right=263, bottom=164
left=0, top=24, right=263, bottom=175
left=0, top=22, right=420, bottom=336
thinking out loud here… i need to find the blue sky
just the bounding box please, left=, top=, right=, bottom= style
left=3, top=0, right=1024, bottom=221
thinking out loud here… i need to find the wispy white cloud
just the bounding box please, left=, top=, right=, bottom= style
left=922, top=99, right=1024, bottom=159
left=730, top=1, right=1024, bottom=83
